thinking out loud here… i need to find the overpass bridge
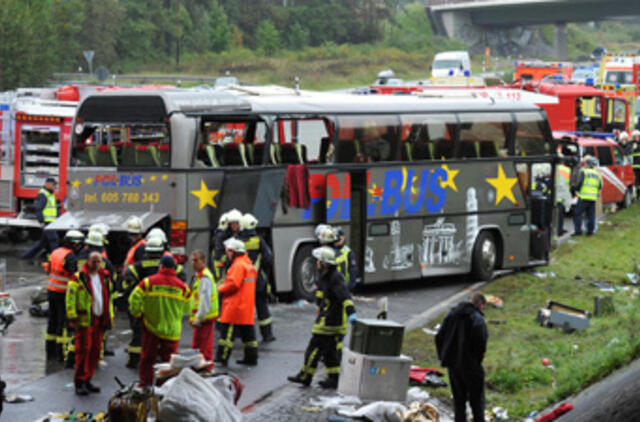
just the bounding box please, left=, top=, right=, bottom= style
left=427, top=0, right=640, bottom=58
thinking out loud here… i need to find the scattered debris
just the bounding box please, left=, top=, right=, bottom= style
left=401, top=401, right=440, bottom=422
left=4, top=393, right=34, bottom=403
left=338, top=401, right=406, bottom=422
left=353, top=295, right=375, bottom=303
left=301, top=406, right=323, bottom=413
left=537, top=301, right=590, bottom=333
left=485, top=295, right=504, bottom=309
left=533, top=272, right=556, bottom=279
left=421, top=328, right=437, bottom=336
left=607, top=337, right=620, bottom=347
left=626, top=273, right=640, bottom=285
left=534, top=402, right=573, bottom=422
left=35, top=412, right=107, bottom=422
left=377, top=296, right=389, bottom=320
left=542, top=358, right=556, bottom=389
left=486, top=406, right=508, bottom=421
left=406, top=387, right=431, bottom=403
left=590, top=281, right=614, bottom=291
left=308, top=395, right=361, bottom=411
left=409, top=367, right=446, bottom=388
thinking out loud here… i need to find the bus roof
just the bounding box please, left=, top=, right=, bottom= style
left=75, top=87, right=543, bottom=123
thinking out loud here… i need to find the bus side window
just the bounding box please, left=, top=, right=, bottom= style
left=337, top=115, right=399, bottom=163
left=399, top=114, right=456, bottom=162
left=458, top=113, right=511, bottom=159
left=272, top=119, right=331, bottom=165
left=514, top=113, right=550, bottom=157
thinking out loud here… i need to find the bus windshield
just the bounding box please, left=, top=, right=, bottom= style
left=72, top=123, right=170, bottom=167
left=605, top=70, right=633, bottom=84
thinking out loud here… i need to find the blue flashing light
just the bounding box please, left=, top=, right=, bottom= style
left=616, top=83, right=621, bottom=89
left=448, top=70, right=454, bottom=76
left=559, top=63, right=563, bottom=67
left=464, top=70, right=470, bottom=77
left=585, top=77, right=594, bottom=86
left=553, top=75, right=563, bottom=81
left=514, top=61, right=518, bottom=66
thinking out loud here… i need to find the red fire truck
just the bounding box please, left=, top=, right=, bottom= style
left=0, top=88, right=78, bottom=236
left=513, top=61, right=573, bottom=82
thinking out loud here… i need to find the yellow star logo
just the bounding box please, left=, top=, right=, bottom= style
left=190, top=180, right=219, bottom=210
left=486, top=164, right=517, bottom=205
left=150, top=175, right=157, bottom=182
left=440, top=164, right=459, bottom=192
left=162, top=174, right=168, bottom=180
left=71, top=179, right=82, bottom=189
left=85, top=177, right=93, bottom=185
left=140, top=178, right=146, bottom=184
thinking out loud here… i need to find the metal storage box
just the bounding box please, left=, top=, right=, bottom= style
left=338, top=347, right=412, bottom=402
left=349, top=318, right=404, bottom=357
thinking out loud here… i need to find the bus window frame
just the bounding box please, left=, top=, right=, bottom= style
left=512, top=110, right=553, bottom=157
left=270, top=115, right=337, bottom=165
left=455, top=111, right=513, bottom=159
left=334, top=114, right=402, bottom=164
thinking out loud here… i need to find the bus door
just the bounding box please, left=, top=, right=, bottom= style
left=605, top=98, right=627, bottom=132
left=326, top=169, right=366, bottom=284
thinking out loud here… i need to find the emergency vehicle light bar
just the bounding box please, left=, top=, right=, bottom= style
left=15, top=113, right=64, bottom=124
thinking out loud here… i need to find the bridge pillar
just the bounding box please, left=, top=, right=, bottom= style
left=553, top=23, right=568, bottom=59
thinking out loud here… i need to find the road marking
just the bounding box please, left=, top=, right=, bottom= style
left=403, top=281, right=487, bottom=330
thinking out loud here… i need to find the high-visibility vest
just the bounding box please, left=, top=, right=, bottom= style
left=125, top=239, right=146, bottom=266
left=65, top=270, right=113, bottom=328
left=577, top=168, right=602, bottom=201
left=40, top=189, right=58, bottom=223
left=190, top=267, right=219, bottom=323
left=244, top=235, right=262, bottom=271
left=335, top=246, right=352, bottom=287
left=48, top=247, right=74, bottom=293
left=632, top=150, right=640, bottom=169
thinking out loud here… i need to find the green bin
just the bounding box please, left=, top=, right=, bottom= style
left=349, top=318, right=404, bottom=357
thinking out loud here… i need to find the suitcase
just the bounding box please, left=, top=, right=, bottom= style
left=108, top=378, right=158, bottom=422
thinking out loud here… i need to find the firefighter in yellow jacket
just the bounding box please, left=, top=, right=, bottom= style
left=189, top=250, right=219, bottom=371
left=572, top=156, right=602, bottom=236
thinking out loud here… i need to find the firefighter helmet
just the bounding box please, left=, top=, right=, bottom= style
left=145, top=236, right=165, bottom=253
left=632, top=130, right=640, bottom=138
left=317, top=226, right=337, bottom=245
left=619, top=131, right=629, bottom=141
left=86, top=231, right=104, bottom=247
left=241, top=213, right=258, bottom=231
left=147, top=227, right=167, bottom=244
left=224, top=237, right=246, bottom=253
left=226, top=209, right=243, bottom=224
left=64, top=230, right=85, bottom=244
left=126, top=216, right=143, bottom=234
left=312, top=246, right=337, bottom=265
left=218, top=212, right=229, bottom=230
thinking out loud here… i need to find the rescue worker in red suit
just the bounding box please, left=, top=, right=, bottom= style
left=44, top=230, right=84, bottom=364
left=189, top=250, right=219, bottom=371
left=128, top=256, right=191, bottom=386
left=214, top=237, right=258, bottom=366
left=66, top=251, right=113, bottom=396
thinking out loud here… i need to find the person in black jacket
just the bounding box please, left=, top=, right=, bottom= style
left=288, top=246, right=356, bottom=389
left=435, top=292, right=488, bottom=422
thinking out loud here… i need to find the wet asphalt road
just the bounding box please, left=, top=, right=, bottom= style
left=0, top=234, right=472, bottom=420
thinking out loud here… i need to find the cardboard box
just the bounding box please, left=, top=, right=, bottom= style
left=338, top=347, right=412, bottom=402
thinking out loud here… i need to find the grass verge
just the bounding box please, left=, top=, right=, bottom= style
left=403, top=204, right=640, bottom=418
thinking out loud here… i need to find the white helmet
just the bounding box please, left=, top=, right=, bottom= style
left=632, top=130, right=640, bottom=138
left=146, top=227, right=167, bottom=244
left=312, top=246, right=337, bottom=265
left=64, top=230, right=85, bottom=244
left=145, top=236, right=165, bottom=253
left=317, top=226, right=337, bottom=245
left=315, top=224, right=332, bottom=239
left=218, top=212, right=229, bottom=230
left=224, top=237, right=246, bottom=253
left=85, top=231, right=104, bottom=247
left=89, top=223, right=109, bottom=237
left=126, top=216, right=143, bottom=234
left=226, top=209, right=243, bottom=224
left=240, top=213, right=258, bottom=231
left=619, top=131, right=629, bottom=141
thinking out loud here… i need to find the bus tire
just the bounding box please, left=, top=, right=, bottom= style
left=292, top=244, right=317, bottom=302
left=471, top=231, right=497, bottom=282
left=619, top=188, right=632, bottom=209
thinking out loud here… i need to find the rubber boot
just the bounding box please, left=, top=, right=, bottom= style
left=236, top=347, right=258, bottom=366
left=260, top=324, right=276, bottom=343
left=287, top=372, right=311, bottom=387
left=318, top=374, right=339, bottom=389
left=214, top=346, right=229, bottom=367
left=126, top=353, right=140, bottom=369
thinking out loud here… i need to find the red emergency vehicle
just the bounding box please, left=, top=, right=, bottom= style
left=514, top=61, right=573, bottom=82
left=556, top=131, right=635, bottom=208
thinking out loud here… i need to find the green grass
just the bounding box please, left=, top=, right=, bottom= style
left=403, top=204, right=640, bottom=418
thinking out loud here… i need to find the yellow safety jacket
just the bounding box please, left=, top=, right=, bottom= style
left=128, top=268, right=191, bottom=341
left=335, top=246, right=352, bottom=287
left=66, top=269, right=114, bottom=329
left=40, top=188, right=58, bottom=223
left=577, top=168, right=602, bottom=201
left=190, top=267, right=219, bottom=323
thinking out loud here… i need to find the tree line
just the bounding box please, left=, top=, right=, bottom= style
left=0, top=0, right=427, bottom=90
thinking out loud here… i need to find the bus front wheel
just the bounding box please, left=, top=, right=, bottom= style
left=471, top=231, right=497, bottom=282
left=292, top=244, right=317, bottom=302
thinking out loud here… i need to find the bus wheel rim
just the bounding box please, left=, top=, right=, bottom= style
left=301, top=257, right=316, bottom=293
left=481, top=238, right=496, bottom=271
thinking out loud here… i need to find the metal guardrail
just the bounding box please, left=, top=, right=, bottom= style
left=51, top=73, right=220, bottom=85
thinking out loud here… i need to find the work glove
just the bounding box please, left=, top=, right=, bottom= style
left=348, top=313, right=358, bottom=324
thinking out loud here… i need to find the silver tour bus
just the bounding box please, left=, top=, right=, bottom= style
left=50, top=87, right=556, bottom=299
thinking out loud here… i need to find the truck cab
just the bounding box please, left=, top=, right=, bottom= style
left=431, top=51, right=471, bottom=78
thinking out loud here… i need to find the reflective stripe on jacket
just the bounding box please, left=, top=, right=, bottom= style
left=577, top=168, right=602, bottom=201
left=312, top=267, right=355, bottom=336
left=217, top=254, right=257, bottom=325
left=48, top=247, right=73, bottom=293
left=128, top=268, right=191, bottom=341
left=65, top=266, right=113, bottom=329
left=125, top=239, right=146, bottom=266
left=40, top=189, right=57, bottom=223
left=190, top=267, right=219, bottom=323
